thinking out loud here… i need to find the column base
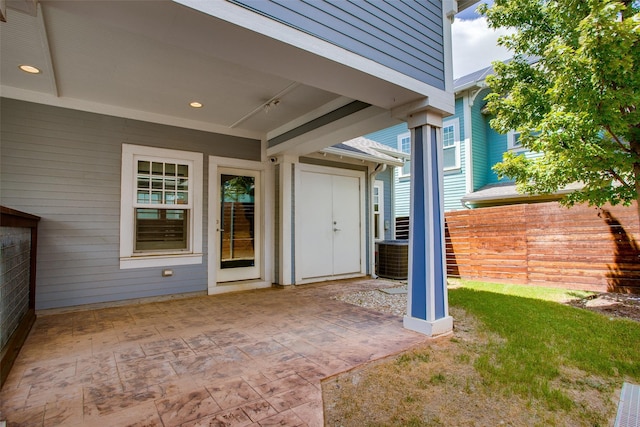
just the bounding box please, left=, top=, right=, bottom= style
left=403, top=315, right=453, bottom=337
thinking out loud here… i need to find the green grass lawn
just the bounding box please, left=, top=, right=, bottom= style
left=449, top=281, right=640, bottom=422
left=324, top=280, right=640, bottom=426
left=453, top=279, right=595, bottom=302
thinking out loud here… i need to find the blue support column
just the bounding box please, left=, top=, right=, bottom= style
left=403, top=119, right=453, bottom=337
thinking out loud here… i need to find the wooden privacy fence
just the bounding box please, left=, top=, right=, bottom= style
left=445, top=201, right=640, bottom=293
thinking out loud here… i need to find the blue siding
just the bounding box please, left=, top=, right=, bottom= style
left=410, top=126, right=427, bottom=318
left=231, top=0, right=445, bottom=90
left=442, top=97, right=466, bottom=211
left=457, top=96, right=466, bottom=144
left=486, top=116, right=507, bottom=185
left=470, top=88, right=541, bottom=188
left=366, top=123, right=409, bottom=149
left=366, top=123, right=411, bottom=217
left=485, top=120, right=542, bottom=185
left=471, top=88, right=490, bottom=190
left=367, top=112, right=468, bottom=214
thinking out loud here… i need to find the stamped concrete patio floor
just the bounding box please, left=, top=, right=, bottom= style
left=0, top=278, right=430, bottom=426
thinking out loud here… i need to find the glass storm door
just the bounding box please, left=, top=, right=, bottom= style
left=216, top=168, right=260, bottom=282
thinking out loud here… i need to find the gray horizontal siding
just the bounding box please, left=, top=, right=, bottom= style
left=1, top=98, right=261, bottom=309
left=395, top=175, right=411, bottom=218
left=231, top=0, right=445, bottom=90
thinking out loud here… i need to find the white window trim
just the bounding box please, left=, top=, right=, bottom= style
left=373, top=180, right=385, bottom=241
left=294, top=162, right=367, bottom=284
left=507, top=130, right=527, bottom=151
left=442, top=118, right=461, bottom=171
left=207, top=156, right=272, bottom=294
left=397, top=132, right=411, bottom=178
left=120, top=144, right=203, bottom=269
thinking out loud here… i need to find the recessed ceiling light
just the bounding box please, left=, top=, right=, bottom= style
left=189, top=101, right=203, bottom=108
left=19, top=65, right=41, bottom=74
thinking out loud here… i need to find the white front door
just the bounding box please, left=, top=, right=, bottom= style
left=297, top=165, right=364, bottom=282
left=216, top=167, right=261, bottom=282
left=298, top=171, right=333, bottom=279
left=331, top=174, right=361, bottom=275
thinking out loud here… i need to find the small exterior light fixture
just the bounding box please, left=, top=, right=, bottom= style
left=263, top=99, right=280, bottom=114
left=19, top=65, right=41, bottom=74
left=189, top=101, right=203, bottom=108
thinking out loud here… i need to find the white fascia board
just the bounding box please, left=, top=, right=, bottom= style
left=320, top=147, right=405, bottom=167
left=392, top=95, right=455, bottom=121
left=461, top=184, right=584, bottom=205
left=454, top=79, right=488, bottom=95
left=372, top=147, right=411, bottom=160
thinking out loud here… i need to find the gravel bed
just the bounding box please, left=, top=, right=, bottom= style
left=338, top=281, right=640, bottom=323
left=335, top=283, right=408, bottom=317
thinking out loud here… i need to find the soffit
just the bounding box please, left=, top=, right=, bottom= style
left=1, top=0, right=445, bottom=149
left=0, top=1, right=343, bottom=139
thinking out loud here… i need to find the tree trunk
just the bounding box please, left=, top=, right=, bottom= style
left=632, top=140, right=640, bottom=226
left=635, top=161, right=640, bottom=226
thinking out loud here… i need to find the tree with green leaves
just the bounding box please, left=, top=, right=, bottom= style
left=480, top=0, right=640, bottom=220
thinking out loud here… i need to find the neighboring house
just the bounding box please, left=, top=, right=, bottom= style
left=366, top=61, right=569, bottom=238
left=452, top=62, right=570, bottom=209
left=365, top=109, right=465, bottom=238
left=1, top=0, right=475, bottom=336
left=367, top=115, right=465, bottom=216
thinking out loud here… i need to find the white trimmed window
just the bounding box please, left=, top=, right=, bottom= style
left=373, top=181, right=385, bottom=241
left=397, top=132, right=411, bottom=177
left=120, top=144, right=203, bottom=269
left=442, top=118, right=460, bottom=171
left=507, top=130, right=525, bottom=150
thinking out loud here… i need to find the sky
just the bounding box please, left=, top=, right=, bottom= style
left=451, top=0, right=514, bottom=79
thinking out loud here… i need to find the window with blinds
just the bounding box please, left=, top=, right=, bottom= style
left=120, top=144, right=203, bottom=269
left=134, top=159, right=191, bottom=252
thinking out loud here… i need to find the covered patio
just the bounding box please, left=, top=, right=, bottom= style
left=1, top=0, right=461, bottom=348
left=0, top=278, right=430, bottom=426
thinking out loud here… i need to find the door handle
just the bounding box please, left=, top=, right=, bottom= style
left=333, top=228, right=341, bottom=232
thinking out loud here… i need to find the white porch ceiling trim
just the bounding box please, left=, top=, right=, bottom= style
left=320, top=147, right=404, bottom=167
left=175, top=0, right=454, bottom=114
left=34, top=2, right=57, bottom=97
left=0, top=85, right=262, bottom=140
